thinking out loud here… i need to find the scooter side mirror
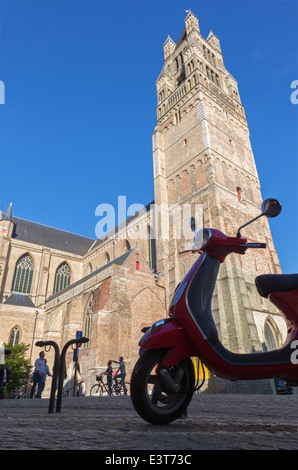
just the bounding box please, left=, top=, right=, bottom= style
left=190, top=217, right=196, bottom=232
left=261, top=198, right=282, bottom=218
left=237, top=198, right=282, bottom=237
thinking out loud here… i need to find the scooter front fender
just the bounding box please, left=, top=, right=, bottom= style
left=139, top=318, right=197, bottom=367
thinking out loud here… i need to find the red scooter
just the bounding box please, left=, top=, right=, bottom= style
left=130, top=199, right=298, bottom=424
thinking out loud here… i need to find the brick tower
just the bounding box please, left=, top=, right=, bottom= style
left=152, top=11, right=284, bottom=391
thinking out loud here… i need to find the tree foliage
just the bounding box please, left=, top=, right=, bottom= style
left=3, top=343, right=32, bottom=396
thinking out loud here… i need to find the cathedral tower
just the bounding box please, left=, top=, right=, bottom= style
left=152, top=11, right=284, bottom=386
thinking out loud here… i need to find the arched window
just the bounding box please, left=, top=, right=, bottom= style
left=9, top=326, right=20, bottom=346
left=54, top=262, right=71, bottom=294
left=236, top=187, right=242, bottom=201
left=12, top=254, right=34, bottom=294
left=87, top=263, right=92, bottom=274
left=148, top=225, right=157, bottom=273
left=83, top=293, right=93, bottom=348
left=125, top=240, right=131, bottom=252
left=105, top=252, right=110, bottom=264
left=264, top=321, right=277, bottom=352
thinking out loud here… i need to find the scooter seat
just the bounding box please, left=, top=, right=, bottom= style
left=255, top=273, right=298, bottom=298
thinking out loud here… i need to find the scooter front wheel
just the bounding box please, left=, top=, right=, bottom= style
left=130, top=349, right=195, bottom=425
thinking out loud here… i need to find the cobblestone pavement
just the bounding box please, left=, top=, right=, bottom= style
left=0, top=394, right=297, bottom=451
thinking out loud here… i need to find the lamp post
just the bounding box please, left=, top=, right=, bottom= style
left=25, top=309, right=39, bottom=397
left=29, top=310, right=39, bottom=363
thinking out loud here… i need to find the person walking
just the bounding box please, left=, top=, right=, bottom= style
left=30, top=351, right=46, bottom=399
left=115, top=357, right=127, bottom=395
left=0, top=363, right=10, bottom=399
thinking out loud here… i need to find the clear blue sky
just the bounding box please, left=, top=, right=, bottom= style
left=0, top=0, right=297, bottom=273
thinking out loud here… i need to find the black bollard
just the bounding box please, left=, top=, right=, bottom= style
left=56, top=337, right=89, bottom=413
left=35, top=337, right=88, bottom=413
left=35, top=341, right=60, bottom=414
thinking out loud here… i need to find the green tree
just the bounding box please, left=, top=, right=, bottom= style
left=3, top=343, right=32, bottom=396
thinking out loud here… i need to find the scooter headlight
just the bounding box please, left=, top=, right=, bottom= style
left=149, top=319, right=167, bottom=334
left=193, top=228, right=211, bottom=250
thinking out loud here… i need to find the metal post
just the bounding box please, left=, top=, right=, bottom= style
left=56, top=337, right=89, bottom=413
left=25, top=310, right=39, bottom=397
left=30, top=311, right=39, bottom=363
left=72, top=348, right=78, bottom=397
left=35, top=341, right=60, bottom=414
left=73, top=331, right=82, bottom=397
left=34, top=337, right=88, bottom=414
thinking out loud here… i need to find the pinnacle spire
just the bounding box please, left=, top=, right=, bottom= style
left=5, top=202, right=12, bottom=221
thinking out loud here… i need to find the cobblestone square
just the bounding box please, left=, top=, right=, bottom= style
left=0, top=394, right=297, bottom=451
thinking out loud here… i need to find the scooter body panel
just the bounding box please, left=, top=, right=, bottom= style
left=139, top=318, right=198, bottom=366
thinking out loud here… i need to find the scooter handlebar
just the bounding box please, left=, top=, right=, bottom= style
left=239, top=242, right=267, bottom=249
left=179, top=242, right=267, bottom=255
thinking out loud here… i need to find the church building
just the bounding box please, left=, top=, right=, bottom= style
left=0, top=11, right=286, bottom=395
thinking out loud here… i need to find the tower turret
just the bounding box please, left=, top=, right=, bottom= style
left=0, top=203, right=15, bottom=302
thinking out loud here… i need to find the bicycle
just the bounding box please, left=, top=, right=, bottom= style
left=90, top=375, right=130, bottom=396
left=112, top=376, right=130, bottom=396
left=90, top=375, right=111, bottom=396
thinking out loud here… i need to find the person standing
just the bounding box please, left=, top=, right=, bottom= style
left=0, top=363, right=10, bottom=399
left=115, top=357, right=127, bottom=395
left=105, top=360, right=113, bottom=396
left=30, top=351, right=45, bottom=399
left=41, top=358, right=52, bottom=395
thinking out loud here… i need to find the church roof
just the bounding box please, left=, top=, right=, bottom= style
left=45, top=249, right=134, bottom=303
left=5, top=214, right=95, bottom=256
left=175, top=27, right=187, bottom=50
left=88, top=200, right=154, bottom=253
left=1, top=200, right=154, bottom=257
left=4, top=293, right=36, bottom=308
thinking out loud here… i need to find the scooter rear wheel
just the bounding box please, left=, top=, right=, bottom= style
left=130, top=349, right=195, bottom=425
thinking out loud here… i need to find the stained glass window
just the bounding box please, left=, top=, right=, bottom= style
left=9, top=326, right=20, bottom=346
left=83, top=293, right=93, bottom=348
left=54, top=262, right=71, bottom=294
left=264, top=321, right=276, bottom=352
left=12, top=254, right=34, bottom=294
